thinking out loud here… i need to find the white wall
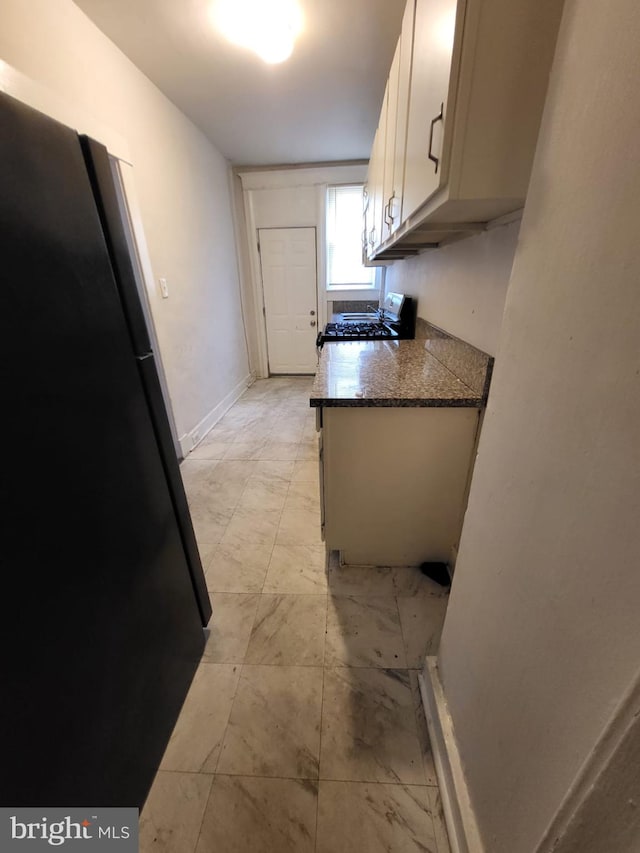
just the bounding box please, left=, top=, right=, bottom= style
left=250, top=185, right=319, bottom=228
left=0, top=0, right=250, bottom=449
left=437, top=1, right=640, bottom=851
left=384, top=218, right=520, bottom=356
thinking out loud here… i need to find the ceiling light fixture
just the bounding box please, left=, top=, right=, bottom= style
left=212, top=0, right=303, bottom=64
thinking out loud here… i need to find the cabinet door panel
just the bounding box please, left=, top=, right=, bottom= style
left=382, top=40, right=401, bottom=243
left=393, top=0, right=417, bottom=232
left=403, top=0, right=458, bottom=220
left=323, top=407, right=479, bottom=565
left=367, top=120, right=386, bottom=257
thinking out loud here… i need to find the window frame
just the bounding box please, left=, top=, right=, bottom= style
left=325, top=183, right=377, bottom=292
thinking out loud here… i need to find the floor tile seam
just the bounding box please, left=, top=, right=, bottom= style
left=320, top=663, right=412, bottom=671
left=200, top=656, right=249, bottom=665
left=208, top=590, right=264, bottom=599
left=150, top=768, right=441, bottom=791
left=321, top=593, right=328, bottom=668
left=314, top=665, right=327, bottom=852
left=234, top=661, right=328, bottom=669
left=230, top=675, right=324, bottom=781
left=234, top=488, right=289, bottom=512
left=207, top=479, right=253, bottom=524
left=322, top=659, right=411, bottom=670
left=207, top=660, right=245, bottom=778
left=261, top=587, right=329, bottom=596
left=200, top=545, right=221, bottom=573
left=386, top=596, right=430, bottom=785
left=258, top=499, right=288, bottom=595
left=152, top=767, right=216, bottom=778
left=243, top=657, right=326, bottom=667
left=190, top=456, right=229, bottom=462
left=244, top=595, right=327, bottom=665
left=395, top=592, right=450, bottom=602
left=326, top=590, right=403, bottom=600
left=316, top=777, right=438, bottom=788
left=225, top=437, right=298, bottom=450
left=209, top=591, right=261, bottom=663
left=244, top=471, right=294, bottom=485
left=252, top=590, right=329, bottom=597
left=234, top=661, right=324, bottom=676
left=222, top=453, right=275, bottom=462
left=209, top=771, right=322, bottom=784
left=392, top=591, right=411, bottom=670
left=319, top=582, right=328, bottom=722
left=229, top=426, right=279, bottom=438
left=205, top=587, right=268, bottom=595
left=191, top=771, right=216, bottom=853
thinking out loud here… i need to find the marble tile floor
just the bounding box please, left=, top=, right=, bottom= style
left=141, top=376, right=451, bottom=853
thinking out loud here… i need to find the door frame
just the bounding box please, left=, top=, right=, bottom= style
left=241, top=192, right=325, bottom=379
left=236, top=165, right=370, bottom=379
left=257, top=226, right=319, bottom=375
left=111, top=158, right=181, bottom=455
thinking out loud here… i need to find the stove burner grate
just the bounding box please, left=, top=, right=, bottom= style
left=323, top=321, right=394, bottom=339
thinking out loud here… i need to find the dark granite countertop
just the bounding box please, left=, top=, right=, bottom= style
left=310, top=339, right=488, bottom=408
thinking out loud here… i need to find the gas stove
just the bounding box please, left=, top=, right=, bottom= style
left=321, top=321, right=397, bottom=340
left=317, top=292, right=416, bottom=348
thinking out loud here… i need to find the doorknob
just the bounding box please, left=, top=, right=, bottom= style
left=310, top=320, right=316, bottom=327
left=310, top=310, right=316, bottom=316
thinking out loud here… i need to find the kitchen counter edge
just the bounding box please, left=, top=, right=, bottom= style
left=309, top=338, right=491, bottom=409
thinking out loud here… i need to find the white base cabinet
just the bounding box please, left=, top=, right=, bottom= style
left=320, top=406, right=480, bottom=566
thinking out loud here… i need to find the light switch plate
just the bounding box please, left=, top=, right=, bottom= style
left=159, top=277, right=169, bottom=298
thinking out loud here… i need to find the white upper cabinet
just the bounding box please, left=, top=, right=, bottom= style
left=403, top=0, right=457, bottom=221
left=367, top=0, right=565, bottom=257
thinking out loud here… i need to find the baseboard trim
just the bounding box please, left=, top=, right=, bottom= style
left=419, top=658, right=485, bottom=853
left=179, top=373, right=253, bottom=458
left=534, top=668, right=640, bottom=853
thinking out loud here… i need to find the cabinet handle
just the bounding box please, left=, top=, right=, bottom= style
left=428, top=103, right=444, bottom=174
left=383, top=199, right=391, bottom=228
left=388, top=192, right=396, bottom=223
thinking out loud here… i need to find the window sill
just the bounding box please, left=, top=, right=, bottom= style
left=326, top=285, right=378, bottom=292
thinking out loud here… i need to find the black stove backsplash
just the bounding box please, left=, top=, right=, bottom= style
left=330, top=300, right=377, bottom=315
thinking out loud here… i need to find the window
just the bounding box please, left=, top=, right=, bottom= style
left=326, top=185, right=376, bottom=289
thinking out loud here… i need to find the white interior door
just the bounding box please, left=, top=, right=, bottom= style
left=259, top=227, right=318, bottom=374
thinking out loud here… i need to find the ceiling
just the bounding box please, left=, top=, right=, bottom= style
left=73, top=0, right=406, bottom=166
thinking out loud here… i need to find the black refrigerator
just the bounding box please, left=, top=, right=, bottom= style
left=0, top=92, right=212, bottom=808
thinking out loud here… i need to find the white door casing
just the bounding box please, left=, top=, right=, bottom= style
left=111, top=159, right=181, bottom=455
left=259, top=227, right=318, bottom=374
